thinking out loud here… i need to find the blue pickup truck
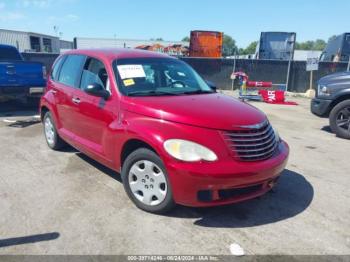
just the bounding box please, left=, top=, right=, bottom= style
left=0, top=44, right=46, bottom=103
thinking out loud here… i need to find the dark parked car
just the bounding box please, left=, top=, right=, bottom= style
left=311, top=71, right=350, bottom=139
left=0, top=44, right=46, bottom=103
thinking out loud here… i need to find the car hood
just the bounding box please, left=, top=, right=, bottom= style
left=319, top=71, right=350, bottom=86
left=122, top=93, right=266, bottom=130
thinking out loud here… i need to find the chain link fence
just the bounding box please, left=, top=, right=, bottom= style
left=21, top=53, right=349, bottom=93
left=181, top=58, right=349, bottom=92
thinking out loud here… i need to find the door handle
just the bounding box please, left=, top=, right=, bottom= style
left=72, top=97, right=81, bottom=104
left=51, top=89, right=57, bottom=95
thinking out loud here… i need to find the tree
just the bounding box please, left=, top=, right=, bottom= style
left=295, top=39, right=326, bottom=51
left=295, top=41, right=312, bottom=50
left=182, top=36, right=190, bottom=42
left=313, top=39, right=327, bottom=51
left=222, top=34, right=238, bottom=56
left=240, top=41, right=258, bottom=55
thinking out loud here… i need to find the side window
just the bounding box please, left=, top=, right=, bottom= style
left=80, top=57, right=109, bottom=91
left=51, top=56, right=65, bottom=81
left=58, top=55, right=85, bottom=88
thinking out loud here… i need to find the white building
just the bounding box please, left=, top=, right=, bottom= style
left=293, top=50, right=322, bottom=61
left=0, top=28, right=73, bottom=53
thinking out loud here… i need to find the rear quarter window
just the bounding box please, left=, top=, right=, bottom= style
left=58, top=55, right=85, bottom=88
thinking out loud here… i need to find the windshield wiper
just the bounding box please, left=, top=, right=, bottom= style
left=127, top=91, right=181, bottom=97
left=182, top=90, right=214, bottom=95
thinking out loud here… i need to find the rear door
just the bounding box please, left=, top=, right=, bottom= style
left=53, top=54, right=86, bottom=141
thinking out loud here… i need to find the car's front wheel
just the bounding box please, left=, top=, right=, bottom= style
left=330, top=100, right=350, bottom=140
left=121, top=148, right=175, bottom=214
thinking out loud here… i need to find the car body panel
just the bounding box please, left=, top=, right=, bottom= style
left=318, top=71, right=350, bottom=96
left=312, top=71, right=350, bottom=116
left=0, top=44, right=46, bottom=99
left=40, top=48, right=290, bottom=207
left=121, top=93, right=266, bottom=130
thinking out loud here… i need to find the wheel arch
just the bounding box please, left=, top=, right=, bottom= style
left=330, top=93, right=350, bottom=112
left=40, top=106, right=50, bottom=121
left=120, top=138, right=159, bottom=169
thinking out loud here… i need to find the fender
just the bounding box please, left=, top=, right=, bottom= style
left=112, top=109, right=232, bottom=171
left=330, top=88, right=350, bottom=109
left=110, top=110, right=167, bottom=171
left=332, top=88, right=350, bottom=100
left=40, top=90, right=60, bottom=128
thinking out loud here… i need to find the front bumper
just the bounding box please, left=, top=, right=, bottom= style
left=311, top=98, right=332, bottom=117
left=165, top=141, right=289, bottom=207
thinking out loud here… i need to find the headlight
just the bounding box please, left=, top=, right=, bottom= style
left=273, top=128, right=281, bottom=143
left=164, top=139, right=217, bottom=162
left=318, top=85, right=330, bottom=96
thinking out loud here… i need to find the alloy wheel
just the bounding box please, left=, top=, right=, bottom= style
left=336, top=107, right=350, bottom=133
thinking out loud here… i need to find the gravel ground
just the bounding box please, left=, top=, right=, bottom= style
left=0, top=95, right=349, bottom=256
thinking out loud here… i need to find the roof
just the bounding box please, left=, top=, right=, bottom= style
left=63, top=48, right=175, bottom=61
left=191, top=30, right=223, bottom=34
left=0, top=28, right=59, bottom=39
left=74, top=37, right=187, bottom=46
left=261, top=31, right=296, bottom=35
left=0, top=44, right=17, bottom=49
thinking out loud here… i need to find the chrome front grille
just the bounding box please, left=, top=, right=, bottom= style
left=223, top=121, right=277, bottom=161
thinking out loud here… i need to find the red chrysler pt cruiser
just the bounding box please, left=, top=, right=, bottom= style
left=40, top=48, right=289, bottom=213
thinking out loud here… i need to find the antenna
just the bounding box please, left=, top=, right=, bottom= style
left=53, top=26, right=59, bottom=37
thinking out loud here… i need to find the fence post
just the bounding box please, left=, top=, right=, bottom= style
left=285, top=57, right=292, bottom=92
left=309, top=70, right=313, bottom=90
left=231, top=52, right=237, bottom=91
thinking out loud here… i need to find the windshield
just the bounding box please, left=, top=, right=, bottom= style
left=113, top=58, right=213, bottom=96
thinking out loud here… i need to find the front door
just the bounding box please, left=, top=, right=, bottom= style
left=71, top=57, right=116, bottom=162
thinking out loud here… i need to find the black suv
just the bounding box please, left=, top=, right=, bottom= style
left=311, top=71, right=350, bottom=139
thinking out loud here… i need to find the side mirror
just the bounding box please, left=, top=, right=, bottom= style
left=206, top=80, right=217, bottom=92
left=84, top=83, right=110, bottom=100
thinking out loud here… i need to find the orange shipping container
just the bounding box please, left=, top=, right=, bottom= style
left=189, top=31, right=223, bottom=58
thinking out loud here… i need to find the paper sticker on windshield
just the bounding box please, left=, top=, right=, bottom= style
left=123, top=79, right=135, bottom=87
left=117, top=65, right=146, bottom=80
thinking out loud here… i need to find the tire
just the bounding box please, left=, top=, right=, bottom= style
left=43, top=111, right=66, bottom=150
left=121, top=148, right=175, bottom=214
left=329, top=99, right=350, bottom=140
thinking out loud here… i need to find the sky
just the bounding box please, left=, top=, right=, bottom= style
left=0, top=0, right=349, bottom=48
